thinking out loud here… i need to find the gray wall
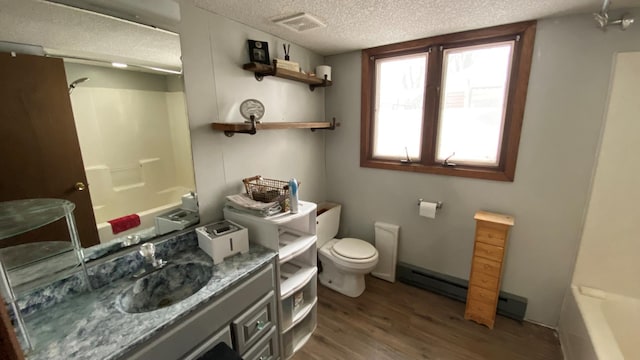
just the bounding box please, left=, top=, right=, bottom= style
left=179, top=3, right=328, bottom=223
left=323, top=10, right=640, bottom=326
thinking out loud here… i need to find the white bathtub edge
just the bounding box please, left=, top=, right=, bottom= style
left=96, top=201, right=181, bottom=243
left=571, top=285, right=624, bottom=360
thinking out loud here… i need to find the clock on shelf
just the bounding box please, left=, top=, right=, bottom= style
left=239, top=99, right=265, bottom=122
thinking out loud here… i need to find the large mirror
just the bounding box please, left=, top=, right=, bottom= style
left=0, top=0, right=196, bottom=290
left=65, top=59, right=196, bottom=245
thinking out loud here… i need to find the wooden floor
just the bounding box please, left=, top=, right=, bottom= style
left=292, top=276, right=563, bottom=360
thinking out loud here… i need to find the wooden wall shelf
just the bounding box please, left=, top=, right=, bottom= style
left=242, top=61, right=332, bottom=91
left=212, top=118, right=337, bottom=137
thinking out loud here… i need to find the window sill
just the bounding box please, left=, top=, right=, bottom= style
left=360, top=159, right=514, bottom=182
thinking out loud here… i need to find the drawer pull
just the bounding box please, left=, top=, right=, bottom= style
left=256, top=320, right=266, bottom=330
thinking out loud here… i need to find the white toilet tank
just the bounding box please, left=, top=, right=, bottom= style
left=316, top=202, right=341, bottom=247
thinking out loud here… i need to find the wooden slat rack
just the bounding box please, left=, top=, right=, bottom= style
left=242, top=61, right=332, bottom=91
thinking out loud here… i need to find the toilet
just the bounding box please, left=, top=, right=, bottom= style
left=317, top=202, right=384, bottom=298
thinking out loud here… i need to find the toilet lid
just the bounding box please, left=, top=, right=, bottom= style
left=332, top=238, right=377, bottom=260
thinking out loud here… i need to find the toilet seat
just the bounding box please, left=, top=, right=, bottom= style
left=318, top=237, right=380, bottom=297
left=325, top=238, right=378, bottom=268
left=332, top=238, right=377, bottom=260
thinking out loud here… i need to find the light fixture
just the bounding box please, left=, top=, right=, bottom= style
left=145, top=66, right=182, bottom=74
left=272, top=13, right=326, bottom=32
left=45, top=51, right=182, bottom=75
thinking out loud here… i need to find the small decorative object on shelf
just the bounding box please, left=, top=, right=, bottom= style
left=247, top=40, right=270, bottom=65
left=315, top=65, right=332, bottom=81
left=283, top=43, right=291, bottom=61
left=235, top=99, right=265, bottom=135
left=242, top=61, right=332, bottom=91
left=275, top=59, right=300, bottom=72
left=239, top=99, right=265, bottom=122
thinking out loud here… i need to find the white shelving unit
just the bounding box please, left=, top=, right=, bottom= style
left=224, top=201, right=318, bottom=359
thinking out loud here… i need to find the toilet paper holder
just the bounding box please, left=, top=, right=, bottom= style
left=417, top=199, right=443, bottom=210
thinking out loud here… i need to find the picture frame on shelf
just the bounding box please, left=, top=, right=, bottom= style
left=247, top=40, right=270, bottom=65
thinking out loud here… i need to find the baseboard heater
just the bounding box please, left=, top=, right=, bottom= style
left=397, top=262, right=527, bottom=321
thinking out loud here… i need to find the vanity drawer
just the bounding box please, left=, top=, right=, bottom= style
left=474, top=242, right=504, bottom=262
left=232, top=290, right=277, bottom=354
left=242, top=325, right=279, bottom=360
left=183, top=326, right=233, bottom=360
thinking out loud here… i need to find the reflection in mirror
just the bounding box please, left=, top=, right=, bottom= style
left=0, top=199, right=89, bottom=295
left=0, top=0, right=197, bottom=293
left=0, top=242, right=72, bottom=271
left=0, top=241, right=76, bottom=292
left=64, top=60, right=197, bottom=246
left=1, top=62, right=197, bottom=293
left=1, top=57, right=198, bottom=271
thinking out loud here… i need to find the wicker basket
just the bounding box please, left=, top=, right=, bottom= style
left=242, top=175, right=293, bottom=212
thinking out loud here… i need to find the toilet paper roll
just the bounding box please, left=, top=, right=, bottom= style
left=315, top=65, right=332, bottom=81
left=419, top=201, right=437, bottom=219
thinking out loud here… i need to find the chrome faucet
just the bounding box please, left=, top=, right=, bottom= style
left=134, top=243, right=167, bottom=278
left=122, top=235, right=141, bottom=247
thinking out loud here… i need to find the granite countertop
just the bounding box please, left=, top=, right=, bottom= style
left=24, top=245, right=277, bottom=360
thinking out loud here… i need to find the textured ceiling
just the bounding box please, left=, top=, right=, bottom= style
left=0, top=0, right=637, bottom=67
left=193, top=0, right=639, bottom=55
left=0, top=0, right=181, bottom=70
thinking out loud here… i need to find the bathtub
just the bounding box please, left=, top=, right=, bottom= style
left=559, top=285, right=640, bottom=360
left=96, top=201, right=181, bottom=243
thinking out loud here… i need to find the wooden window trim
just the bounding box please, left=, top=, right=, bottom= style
left=360, top=21, right=537, bottom=182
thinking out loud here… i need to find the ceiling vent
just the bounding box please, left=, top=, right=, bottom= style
left=272, top=13, right=326, bottom=32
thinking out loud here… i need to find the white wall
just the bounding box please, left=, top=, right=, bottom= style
left=323, top=10, right=640, bottom=326
left=179, top=3, right=327, bottom=223
left=167, top=91, right=196, bottom=188
left=556, top=53, right=639, bottom=358
left=571, top=51, right=640, bottom=299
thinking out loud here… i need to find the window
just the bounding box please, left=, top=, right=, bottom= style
left=361, top=21, right=536, bottom=181
left=374, top=54, right=427, bottom=160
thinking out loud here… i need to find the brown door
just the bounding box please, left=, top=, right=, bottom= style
left=0, top=293, right=23, bottom=360
left=0, top=52, right=99, bottom=248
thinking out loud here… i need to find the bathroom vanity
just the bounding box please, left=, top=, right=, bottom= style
left=15, top=231, right=278, bottom=360
left=224, top=201, right=318, bottom=359
left=123, top=259, right=279, bottom=360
